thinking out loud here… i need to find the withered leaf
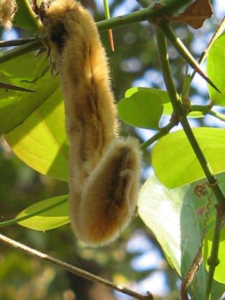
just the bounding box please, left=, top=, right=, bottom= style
left=173, top=0, right=213, bottom=29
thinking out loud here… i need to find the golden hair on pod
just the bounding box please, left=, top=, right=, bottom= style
left=75, top=138, right=141, bottom=246
left=41, top=0, right=142, bottom=246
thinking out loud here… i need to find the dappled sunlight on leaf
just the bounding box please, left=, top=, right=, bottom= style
left=0, top=52, right=60, bottom=135
left=17, top=195, right=69, bottom=231
left=5, top=87, right=69, bottom=181
left=152, top=127, right=225, bottom=188
left=207, top=33, right=225, bottom=106
left=118, top=87, right=170, bottom=129
left=138, top=175, right=225, bottom=299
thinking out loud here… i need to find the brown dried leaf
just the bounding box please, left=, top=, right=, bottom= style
left=173, top=0, right=213, bottom=29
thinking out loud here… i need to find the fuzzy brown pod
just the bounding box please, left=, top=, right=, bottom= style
left=41, top=0, right=141, bottom=246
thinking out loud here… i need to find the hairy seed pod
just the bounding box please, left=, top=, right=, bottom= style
left=41, top=0, right=141, bottom=246
left=74, top=138, right=141, bottom=246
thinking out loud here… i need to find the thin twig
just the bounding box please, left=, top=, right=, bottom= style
left=208, top=110, right=225, bottom=122
left=0, top=81, right=35, bottom=92
left=140, top=119, right=178, bottom=149
left=0, top=233, right=154, bottom=300
left=189, top=105, right=225, bottom=123
left=97, top=0, right=192, bottom=31
left=157, top=22, right=220, bottom=93
left=0, top=39, right=43, bottom=64
left=0, top=0, right=192, bottom=64
left=103, top=0, right=115, bottom=51
left=0, top=37, right=42, bottom=48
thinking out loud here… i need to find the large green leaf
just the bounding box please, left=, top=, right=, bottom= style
left=207, top=34, right=225, bottom=106
left=138, top=175, right=225, bottom=300
left=203, top=225, right=225, bottom=284
left=118, top=88, right=203, bottom=129
left=152, top=127, right=225, bottom=188
left=5, top=86, right=69, bottom=181
left=0, top=51, right=59, bottom=135
left=17, top=195, right=70, bottom=231
left=118, top=87, right=170, bottom=129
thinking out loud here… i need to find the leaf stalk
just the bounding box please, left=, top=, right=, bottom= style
left=140, top=120, right=177, bottom=149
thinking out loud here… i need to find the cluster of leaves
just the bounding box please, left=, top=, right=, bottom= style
left=120, top=28, right=225, bottom=299
left=0, top=0, right=225, bottom=299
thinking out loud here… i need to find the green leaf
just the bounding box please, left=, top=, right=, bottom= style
left=138, top=175, right=225, bottom=300
left=5, top=86, right=69, bottom=181
left=118, top=88, right=202, bottom=129
left=207, top=34, right=225, bottom=106
left=124, top=87, right=138, bottom=98
left=13, top=0, right=42, bottom=32
left=139, top=176, right=187, bottom=275
left=0, top=51, right=59, bottom=135
left=203, top=225, right=225, bottom=284
left=17, top=195, right=69, bottom=231
left=152, top=127, right=225, bottom=188
left=36, top=0, right=43, bottom=7
left=118, top=87, right=170, bottom=129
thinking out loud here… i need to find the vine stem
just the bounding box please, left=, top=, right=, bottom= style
left=103, top=0, right=115, bottom=51
left=140, top=119, right=178, bottom=149
left=156, top=27, right=225, bottom=204
left=205, top=211, right=223, bottom=300
left=97, top=0, right=192, bottom=31
left=0, top=39, right=42, bottom=64
left=208, top=110, right=225, bottom=122
left=0, top=233, right=153, bottom=300
left=0, top=37, right=40, bottom=47
left=0, top=0, right=192, bottom=64
left=157, top=22, right=220, bottom=93
left=156, top=27, right=225, bottom=300
left=186, top=106, right=225, bottom=123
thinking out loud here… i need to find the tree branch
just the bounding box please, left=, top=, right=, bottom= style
left=0, top=37, right=41, bottom=47
left=0, top=39, right=42, bottom=64
left=97, top=0, right=192, bottom=31
left=0, top=0, right=192, bottom=64
left=0, top=233, right=154, bottom=300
